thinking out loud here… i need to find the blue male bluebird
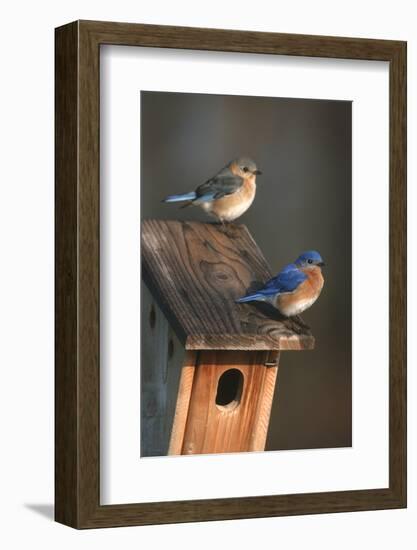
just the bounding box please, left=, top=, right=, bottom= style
left=236, top=251, right=325, bottom=317
left=162, top=157, right=262, bottom=224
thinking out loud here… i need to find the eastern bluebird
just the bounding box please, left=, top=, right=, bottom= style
left=162, top=156, right=262, bottom=224
left=236, top=251, right=325, bottom=317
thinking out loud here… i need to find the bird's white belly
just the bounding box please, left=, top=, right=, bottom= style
left=201, top=197, right=254, bottom=221
left=277, top=295, right=318, bottom=317
left=221, top=194, right=255, bottom=222
left=201, top=202, right=213, bottom=214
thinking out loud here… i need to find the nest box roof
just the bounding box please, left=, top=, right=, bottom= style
left=141, top=220, right=314, bottom=351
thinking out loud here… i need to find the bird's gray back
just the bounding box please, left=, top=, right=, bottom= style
left=196, top=167, right=243, bottom=199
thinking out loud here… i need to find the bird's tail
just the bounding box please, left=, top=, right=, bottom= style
left=162, top=191, right=197, bottom=203
left=236, top=293, right=266, bottom=304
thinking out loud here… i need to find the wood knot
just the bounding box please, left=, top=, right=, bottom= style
left=200, top=260, right=238, bottom=289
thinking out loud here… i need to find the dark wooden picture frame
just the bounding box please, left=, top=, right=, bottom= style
left=55, top=20, right=407, bottom=529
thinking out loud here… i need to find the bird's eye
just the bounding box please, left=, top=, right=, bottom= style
left=243, top=167, right=249, bottom=172
left=307, top=259, right=313, bottom=264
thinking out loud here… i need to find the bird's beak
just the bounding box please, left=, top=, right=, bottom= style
left=253, top=169, right=262, bottom=175
left=318, top=261, right=325, bottom=267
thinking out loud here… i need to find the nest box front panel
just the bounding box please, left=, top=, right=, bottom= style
left=169, top=350, right=279, bottom=455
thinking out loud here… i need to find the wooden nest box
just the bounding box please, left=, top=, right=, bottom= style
left=141, top=220, right=314, bottom=457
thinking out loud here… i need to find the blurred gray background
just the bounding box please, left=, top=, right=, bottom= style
left=141, top=91, right=352, bottom=451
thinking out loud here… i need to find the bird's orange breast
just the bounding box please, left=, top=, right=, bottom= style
left=276, top=266, right=324, bottom=316
left=211, top=176, right=256, bottom=222
left=300, top=266, right=324, bottom=295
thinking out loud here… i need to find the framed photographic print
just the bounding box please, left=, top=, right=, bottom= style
left=55, top=20, right=406, bottom=528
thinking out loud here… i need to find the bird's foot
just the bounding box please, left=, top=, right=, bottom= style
left=218, top=222, right=239, bottom=237
left=215, top=220, right=228, bottom=234
left=292, top=315, right=311, bottom=331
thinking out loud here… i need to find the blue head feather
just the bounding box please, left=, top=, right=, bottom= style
left=294, top=250, right=324, bottom=267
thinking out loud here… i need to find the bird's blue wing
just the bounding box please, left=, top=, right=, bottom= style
left=260, top=264, right=307, bottom=296
left=236, top=264, right=307, bottom=304
left=195, top=169, right=243, bottom=202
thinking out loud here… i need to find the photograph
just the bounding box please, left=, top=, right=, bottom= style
left=140, top=90, right=352, bottom=457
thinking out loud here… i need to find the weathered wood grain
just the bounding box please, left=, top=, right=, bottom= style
left=168, top=363, right=196, bottom=455
left=141, top=283, right=189, bottom=456
left=250, top=352, right=280, bottom=450
left=142, top=219, right=314, bottom=351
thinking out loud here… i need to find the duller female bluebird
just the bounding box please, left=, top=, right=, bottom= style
left=162, top=157, right=262, bottom=224
left=236, top=251, right=325, bottom=317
